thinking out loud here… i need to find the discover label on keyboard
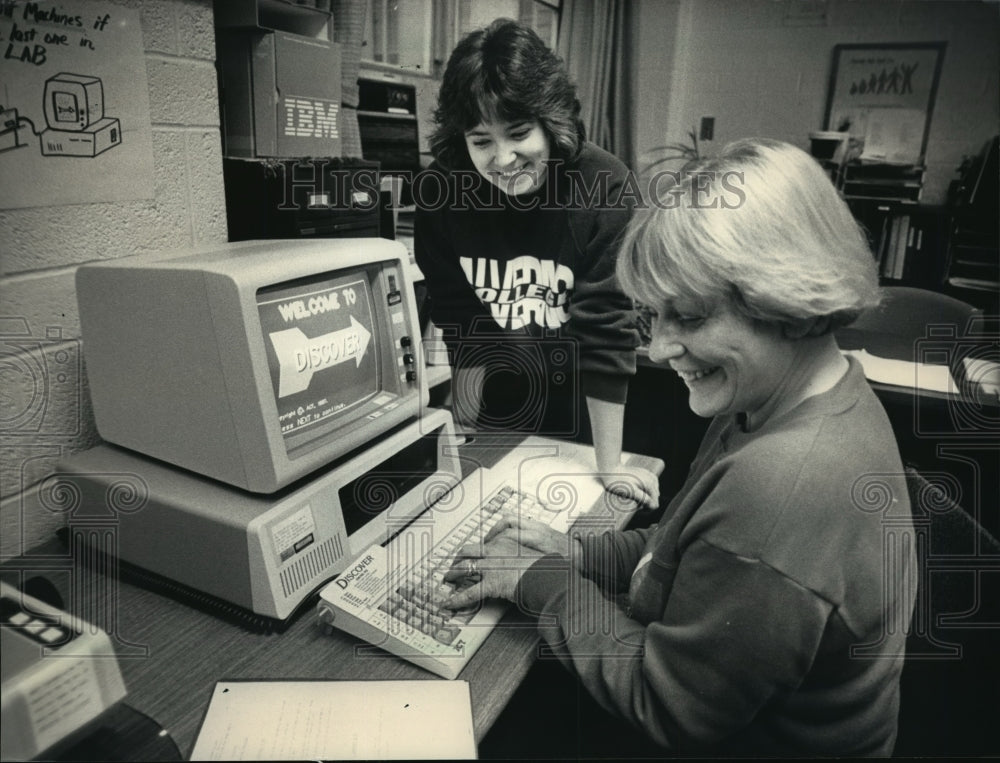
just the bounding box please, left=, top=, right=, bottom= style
left=317, top=542, right=495, bottom=679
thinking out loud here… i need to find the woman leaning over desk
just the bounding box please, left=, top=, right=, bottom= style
left=447, top=139, right=917, bottom=757
left=413, top=18, right=658, bottom=508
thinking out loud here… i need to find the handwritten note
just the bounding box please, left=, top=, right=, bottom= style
left=189, top=680, right=478, bottom=761
left=0, top=0, right=154, bottom=209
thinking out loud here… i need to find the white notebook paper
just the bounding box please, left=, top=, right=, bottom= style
left=842, top=348, right=957, bottom=393
left=190, top=679, right=477, bottom=760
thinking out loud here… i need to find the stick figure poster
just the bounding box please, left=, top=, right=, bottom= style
left=825, top=42, right=946, bottom=165
left=0, top=0, right=154, bottom=209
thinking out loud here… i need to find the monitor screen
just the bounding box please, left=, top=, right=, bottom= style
left=258, top=267, right=382, bottom=448
left=76, top=238, right=427, bottom=494
left=43, top=73, right=103, bottom=131
left=51, top=91, right=81, bottom=124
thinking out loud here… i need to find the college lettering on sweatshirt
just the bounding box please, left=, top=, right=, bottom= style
left=460, top=255, right=572, bottom=330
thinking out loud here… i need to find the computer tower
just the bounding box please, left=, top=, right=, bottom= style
left=357, top=77, right=421, bottom=207
left=223, top=157, right=381, bottom=240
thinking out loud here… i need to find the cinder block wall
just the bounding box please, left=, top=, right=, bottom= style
left=0, top=0, right=228, bottom=558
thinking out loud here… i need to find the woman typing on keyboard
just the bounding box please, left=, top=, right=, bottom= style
left=446, top=139, right=916, bottom=757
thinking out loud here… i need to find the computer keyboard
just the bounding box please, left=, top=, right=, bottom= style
left=316, top=467, right=572, bottom=679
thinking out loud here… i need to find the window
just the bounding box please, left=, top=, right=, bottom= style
left=363, top=0, right=560, bottom=75
left=364, top=0, right=434, bottom=71
left=454, top=0, right=559, bottom=49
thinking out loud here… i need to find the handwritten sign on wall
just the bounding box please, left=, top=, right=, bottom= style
left=0, top=0, right=154, bottom=209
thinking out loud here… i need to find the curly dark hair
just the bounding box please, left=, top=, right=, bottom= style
left=429, top=18, right=586, bottom=170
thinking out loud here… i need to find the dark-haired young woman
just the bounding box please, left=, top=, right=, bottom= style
left=414, top=18, right=658, bottom=506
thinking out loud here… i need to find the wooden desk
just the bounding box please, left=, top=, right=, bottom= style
left=3, top=434, right=662, bottom=759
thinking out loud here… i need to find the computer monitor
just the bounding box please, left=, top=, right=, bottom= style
left=76, top=237, right=428, bottom=494
left=43, top=73, right=104, bottom=131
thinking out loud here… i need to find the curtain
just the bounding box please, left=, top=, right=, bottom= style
left=557, top=0, right=639, bottom=169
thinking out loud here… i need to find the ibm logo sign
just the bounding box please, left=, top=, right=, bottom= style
left=283, top=97, right=339, bottom=139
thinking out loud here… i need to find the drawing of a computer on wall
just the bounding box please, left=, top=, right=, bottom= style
left=0, top=107, right=30, bottom=153
left=40, top=73, right=122, bottom=157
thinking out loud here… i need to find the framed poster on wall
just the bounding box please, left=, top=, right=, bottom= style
left=824, top=42, right=946, bottom=165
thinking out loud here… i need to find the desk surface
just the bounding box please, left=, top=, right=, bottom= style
left=4, top=433, right=662, bottom=759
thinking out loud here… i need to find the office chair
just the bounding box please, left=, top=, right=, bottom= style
left=837, top=285, right=999, bottom=537
left=892, top=468, right=1000, bottom=757
left=836, top=285, right=982, bottom=372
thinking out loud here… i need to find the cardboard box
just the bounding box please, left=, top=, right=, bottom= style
left=219, top=30, right=342, bottom=158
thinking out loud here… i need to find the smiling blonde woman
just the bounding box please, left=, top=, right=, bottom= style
left=447, top=138, right=916, bottom=756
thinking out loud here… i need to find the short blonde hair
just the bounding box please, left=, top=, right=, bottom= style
left=617, top=139, right=881, bottom=332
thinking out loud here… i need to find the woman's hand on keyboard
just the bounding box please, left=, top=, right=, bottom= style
left=485, top=512, right=574, bottom=557
left=443, top=534, right=544, bottom=609
left=599, top=464, right=660, bottom=509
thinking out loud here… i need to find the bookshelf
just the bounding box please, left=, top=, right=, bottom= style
left=848, top=201, right=949, bottom=288
left=836, top=159, right=948, bottom=290
left=832, top=138, right=999, bottom=314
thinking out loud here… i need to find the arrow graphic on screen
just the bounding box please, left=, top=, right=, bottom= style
left=269, top=316, right=372, bottom=397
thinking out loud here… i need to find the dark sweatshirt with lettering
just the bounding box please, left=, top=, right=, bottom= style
left=414, top=142, right=638, bottom=434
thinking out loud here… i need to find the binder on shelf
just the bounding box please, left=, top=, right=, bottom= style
left=892, top=215, right=911, bottom=281
left=874, top=214, right=892, bottom=274
left=842, top=168, right=953, bottom=292
left=882, top=216, right=902, bottom=279
left=902, top=224, right=923, bottom=283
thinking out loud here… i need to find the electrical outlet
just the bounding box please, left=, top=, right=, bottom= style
left=699, top=116, right=715, bottom=141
